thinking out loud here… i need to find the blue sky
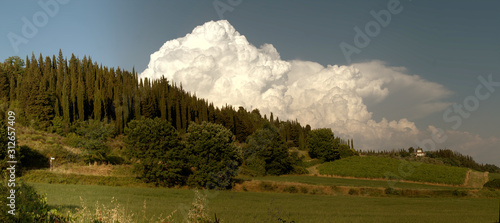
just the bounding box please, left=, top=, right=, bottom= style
left=1, top=0, right=499, bottom=164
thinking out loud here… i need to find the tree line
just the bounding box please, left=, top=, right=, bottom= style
left=0, top=52, right=358, bottom=187
left=0, top=52, right=347, bottom=148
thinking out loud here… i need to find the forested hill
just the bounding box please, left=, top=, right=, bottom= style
left=0, top=52, right=353, bottom=148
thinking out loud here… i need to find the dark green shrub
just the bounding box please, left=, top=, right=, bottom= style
left=483, top=179, right=500, bottom=189
left=240, top=157, right=266, bottom=177
left=125, top=118, right=190, bottom=187
left=244, top=123, right=293, bottom=176
left=185, top=122, right=241, bottom=189
left=452, top=189, right=467, bottom=197
left=385, top=187, right=400, bottom=195
left=66, top=120, right=115, bottom=164
left=291, top=165, right=309, bottom=175
left=0, top=180, right=72, bottom=222
left=338, top=144, right=357, bottom=159
left=283, top=185, right=298, bottom=193
left=307, top=128, right=340, bottom=161
left=300, top=186, right=308, bottom=194
left=105, top=155, right=125, bottom=165
left=50, top=115, right=64, bottom=135
left=259, top=181, right=275, bottom=191
left=348, top=188, right=359, bottom=195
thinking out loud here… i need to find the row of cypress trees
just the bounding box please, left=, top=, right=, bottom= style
left=0, top=51, right=353, bottom=148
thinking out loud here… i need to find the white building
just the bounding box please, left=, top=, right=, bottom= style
left=415, top=148, right=425, bottom=157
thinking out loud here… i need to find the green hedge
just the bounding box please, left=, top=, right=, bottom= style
left=19, top=170, right=147, bottom=187
left=0, top=180, right=71, bottom=222
left=483, top=179, right=500, bottom=189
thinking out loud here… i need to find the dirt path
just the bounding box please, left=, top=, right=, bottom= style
left=463, top=169, right=489, bottom=188
left=307, top=164, right=319, bottom=175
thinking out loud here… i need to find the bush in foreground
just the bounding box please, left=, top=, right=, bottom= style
left=125, top=118, right=190, bottom=187
left=185, top=122, right=241, bottom=189
left=0, top=180, right=71, bottom=222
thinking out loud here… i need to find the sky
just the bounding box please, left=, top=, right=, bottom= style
left=1, top=0, right=499, bottom=166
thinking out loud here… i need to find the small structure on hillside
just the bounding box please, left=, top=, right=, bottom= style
left=50, top=157, right=55, bottom=171
left=415, top=148, right=425, bottom=157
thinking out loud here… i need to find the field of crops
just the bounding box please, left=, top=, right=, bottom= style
left=31, top=183, right=499, bottom=223
left=248, top=175, right=462, bottom=190
left=318, top=156, right=468, bottom=185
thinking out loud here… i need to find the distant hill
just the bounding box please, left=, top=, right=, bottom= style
left=318, top=156, right=470, bottom=186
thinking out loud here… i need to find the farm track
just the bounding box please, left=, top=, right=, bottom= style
left=306, top=164, right=320, bottom=175
left=463, top=169, right=489, bottom=188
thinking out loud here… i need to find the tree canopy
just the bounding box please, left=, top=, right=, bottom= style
left=125, top=118, right=188, bottom=186
left=244, top=123, right=293, bottom=176
left=185, top=121, right=241, bottom=189
left=307, top=128, right=340, bottom=161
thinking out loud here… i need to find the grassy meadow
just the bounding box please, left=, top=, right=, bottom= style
left=31, top=182, right=499, bottom=223
left=13, top=125, right=500, bottom=222
left=247, top=175, right=467, bottom=190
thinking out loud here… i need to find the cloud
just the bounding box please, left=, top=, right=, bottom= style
left=284, top=60, right=421, bottom=150
left=140, top=20, right=498, bottom=166
left=141, top=20, right=291, bottom=114
left=425, top=126, right=500, bottom=166
left=352, top=61, right=453, bottom=120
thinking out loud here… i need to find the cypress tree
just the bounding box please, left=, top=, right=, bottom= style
left=77, top=76, right=85, bottom=121
left=93, top=79, right=102, bottom=120
left=122, top=92, right=130, bottom=125
left=175, top=100, right=181, bottom=131
left=62, top=79, right=71, bottom=126
left=54, top=98, right=60, bottom=117
left=0, top=68, right=9, bottom=100
left=56, top=50, right=65, bottom=104
left=133, top=93, right=141, bottom=119
left=159, top=93, right=167, bottom=120
left=115, top=97, right=123, bottom=133
left=69, top=54, right=78, bottom=122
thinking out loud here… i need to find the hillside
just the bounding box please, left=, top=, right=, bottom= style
left=317, top=156, right=471, bottom=186
left=1, top=55, right=499, bottom=223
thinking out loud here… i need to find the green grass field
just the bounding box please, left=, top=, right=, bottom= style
left=247, top=175, right=465, bottom=190
left=31, top=182, right=499, bottom=223
left=319, top=156, right=469, bottom=185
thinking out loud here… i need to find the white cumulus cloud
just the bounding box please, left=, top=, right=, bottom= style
left=141, top=20, right=290, bottom=114
left=140, top=20, right=499, bottom=165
